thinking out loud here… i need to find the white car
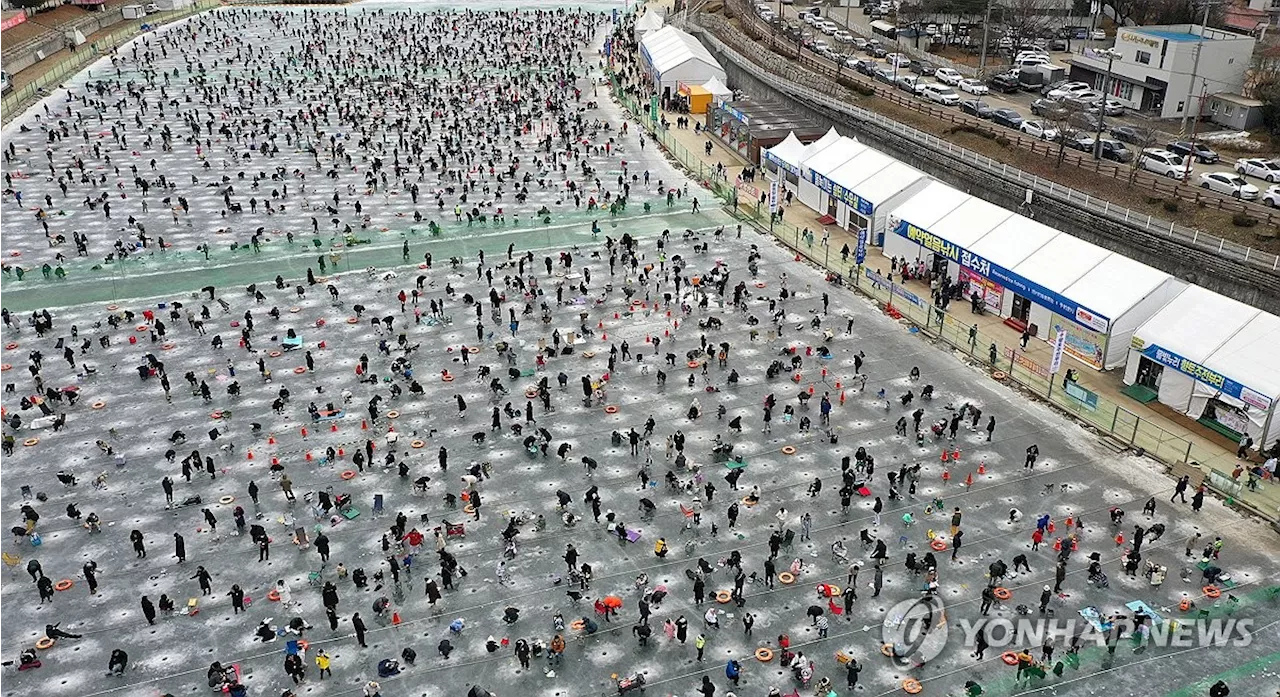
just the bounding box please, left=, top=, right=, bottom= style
left=803, top=13, right=820, bottom=25
left=834, top=30, right=854, bottom=43
left=1263, top=184, right=1280, bottom=207
left=1090, top=29, right=1106, bottom=40
left=813, top=39, right=831, bottom=52
left=885, top=53, right=910, bottom=68
left=1020, top=120, right=1059, bottom=141
left=933, top=67, right=962, bottom=85
left=1198, top=172, right=1260, bottom=199
left=958, top=78, right=988, bottom=95
left=819, top=22, right=838, bottom=35
left=920, top=83, right=960, bottom=105
left=1235, top=157, right=1280, bottom=182
left=1047, top=81, right=1092, bottom=100
left=1139, top=149, right=1188, bottom=180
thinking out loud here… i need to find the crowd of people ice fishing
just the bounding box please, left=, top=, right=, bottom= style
left=0, top=6, right=1253, bottom=697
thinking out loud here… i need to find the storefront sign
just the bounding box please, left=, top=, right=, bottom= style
left=892, top=219, right=1111, bottom=333
left=723, top=103, right=750, bottom=126
left=865, top=269, right=925, bottom=308
left=763, top=149, right=800, bottom=176
left=855, top=228, right=868, bottom=265
left=768, top=180, right=779, bottom=214
left=1138, top=342, right=1273, bottom=411
left=1003, top=346, right=1050, bottom=379
left=2, top=12, right=27, bottom=30
left=1120, top=32, right=1161, bottom=49
left=958, top=267, right=1003, bottom=314
left=1049, top=326, right=1067, bottom=375
left=1064, top=381, right=1098, bottom=411
left=808, top=170, right=874, bottom=215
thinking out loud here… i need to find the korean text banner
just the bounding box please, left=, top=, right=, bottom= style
left=1140, top=343, right=1273, bottom=411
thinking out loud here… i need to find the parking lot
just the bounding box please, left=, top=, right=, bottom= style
left=748, top=1, right=1280, bottom=204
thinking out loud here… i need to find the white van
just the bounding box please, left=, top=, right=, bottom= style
left=920, top=83, right=959, bottom=105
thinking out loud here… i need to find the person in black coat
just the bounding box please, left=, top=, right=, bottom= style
left=141, top=596, right=157, bottom=625
left=173, top=532, right=186, bottom=563
left=107, top=649, right=128, bottom=676
left=229, top=585, right=246, bottom=614
left=352, top=612, right=367, bottom=647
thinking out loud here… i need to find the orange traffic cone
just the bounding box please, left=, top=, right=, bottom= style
left=1115, top=533, right=1125, bottom=546
left=246, top=449, right=255, bottom=461
left=645, top=335, right=651, bottom=343
left=795, top=253, right=801, bottom=261
left=977, top=460, right=987, bottom=475
left=1047, top=520, right=1056, bottom=533
left=834, top=381, right=842, bottom=389
left=940, top=450, right=950, bottom=463
left=614, top=312, right=620, bottom=319
left=361, top=419, right=368, bottom=430
left=951, top=448, right=961, bottom=461
left=839, top=390, right=846, bottom=405
left=267, top=434, right=276, bottom=445
left=300, top=427, right=309, bottom=438
left=330, top=422, right=339, bottom=432
left=305, top=451, right=313, bottom=462
left=271, top=456, right=280, bottom=466
left=392, top=612, right=402, bottom=626
left=941, top=468, right=951, bottom=484
left=337, top=448, right=345, bottom=457
left=1065, top=515, right=1074, bottom=527
left=601, top=332, right=608, bottom=340
left=598, top=321, right=604, bottom=329
left=964, top=472, right=973, bottom=488
left=1053, top=538, right=1063, bottom=551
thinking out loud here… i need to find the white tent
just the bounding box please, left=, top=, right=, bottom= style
left=1060, top=255, right=1186, bottom=369
left=633, top=10, right=664, bottom=41
left=1125, top=287, right=1280, bottom=448
left=702, top=76, right=732, bottom=104
left=762, top=133, right=806, bottom=177
left=639, top=26, right=725, bottom=92
left=799, top=127, right=841, bottom=162
left=796, top=136, right=865, bottom=213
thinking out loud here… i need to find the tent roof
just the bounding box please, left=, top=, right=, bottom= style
left=800, top=127, right=841, bottom=159
left=635, top=11, right=664, bottom=30
left=927, top=197, right=1013, bottom=249
left=800, top=137, right=864, bottom=177
left=702, top=76, right=731, bottom=97
left=763, top=132, right=806, bottom=168
left=641, top=26, right=721, bottom=75
left=1011, top=233, right=1111, bottom=294
left=1134, top=286, right=1260, bottom=363
left=1062, top=254, right=1178, bottom=322
left=1203, top=312, right=1280, bottom=404
left=890, top=181, right=969, bottom=231
left=968, top=215, right=1058, bottom=270
left=827, top=149, right=895, bottom=192
left=852, top=161, right=927, bottom=208
left=680, top=84, right=712, bottom=97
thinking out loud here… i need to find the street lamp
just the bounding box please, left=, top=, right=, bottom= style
left=1092, top=48, right=1120, bottom=160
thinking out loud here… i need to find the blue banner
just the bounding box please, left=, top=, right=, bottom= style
left=807, top=169, right=874, bottom=215
left=1139, top=343, right=1273, bottom=410
left=855, top=228, right=868, bottom=265
left=763, top=150, right=799, bottom=176
left=891, top=219, right=1110, bottom=333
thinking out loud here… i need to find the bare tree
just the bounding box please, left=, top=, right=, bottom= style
left=1125, top=125, right=1162, bottom=184
left=1043, top=100, right=1087, bottom=167
left=1000, top=0, right=1056, bottom=41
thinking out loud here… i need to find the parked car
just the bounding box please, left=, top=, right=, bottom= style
left=1096, top=138, right=1132, bottom=163
left=897, top=74, right=927, bottom=94
left=1166, top=141, right=1219, bottom=164
left=813, top=39, right=831, bottom=52
left=1139, top=149, right=1189, bottom=179
left=1020, top=119, right=1059, bottom=140
left=989, top=73, right=1020, bottom=93
left=991, top=108, right=1024, bottom=129
left=958, top=78, right=989, bottom=95
left=885, top=53, right=910, bottom=68
left=1109, top=125, right=1150, bottom=145
left=1068, top=111, right=1103, bottom=131
left=1040, top=79, right=1068, bottom=97
left=1030, top=98, right=1066, bottom=118
left=803, top=13, right=821, bottom=25
left=933, top=67, right=962, bottom=85
left=960, top=99, right=994, bottom=118
left=1046, top=81, right=1092, bottom=100
left=921, top=83, right=960, bottom=105
left=1090, top=29, right=1106, bottom=40
left=853, top=37, right=869, bottom=50
left=1065, top=134, right=1096, bottom=152
left=909, top=60, right=936, bottom=75
left=1235, top=157, right=1280, bottom=182
left=1088, top=97, right=1126, bottom=116
left=1263, top=184, right=1280, bottom=207
left=1198, top=172, right=1259, bottom=199
left=873, top=66, right=896, bottom=84
left=868, top=44, right=888, bottom=58
left=834, top=30, right=855, bottom=43
left=854, top=59, right=878, bottom=76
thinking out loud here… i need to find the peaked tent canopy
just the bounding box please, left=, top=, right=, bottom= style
left=633, top=10, right=664, bottom=41
left=762, top=132, right=807, bottom=176
left=639, top=26, right=726, bottom=91
left=702, top=75, right=732, bottom=102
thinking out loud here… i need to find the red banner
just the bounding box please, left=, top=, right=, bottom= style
left=1, top=12, right=28, bottom=31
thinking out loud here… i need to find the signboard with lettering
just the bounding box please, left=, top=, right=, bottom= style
left=1003, top=347, right=1050, bottom=379
left=1049, top=326, right=1067, bottom=375
left=892, top=219, right=1111, bottom=333
left=865, top=269, right=925, bottom=308
left=764, top=149, right=800, bottom=176
left=1064, top=381, right=1099, bottom=411
left=807, top=169, right=875, bottom=215
left=768, top=180, right=779, bottom=214
left=959, top=267, right=1003, bottom=314
left=1137, top=342, right=1273, bottom=411
left=855, top=228, right=868, bottom=265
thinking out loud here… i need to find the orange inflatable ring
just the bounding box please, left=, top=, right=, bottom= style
left=993, top=587, right=1012, bottom=601
left=781, top=446, right=797, bottom=455
left=136, top=325, right=149, bottom=332
left=3, top=342, right=17, bottom=350
left=54, top=579, right=74, bottom=591
left=387, top=410, right=400, bottom=419
left=442, top=375, right=454, bottom=382
left=755, top=282, right=766, bottom=288
left=881, top=643, right=894, bottom=657
left=464, top=504, right=475, bottom=515
left=347, top=317, right=359, bottom=324
left=716, top=590, right=732, bottom=603
left=468, top=347, right=480, bottom=354
left=23, top=438, right=39, bottom=447
left=688, top=360, right=700, bottom=369
left=211, top=411, right=223, bottom=419
left=162, top=343, right=175, bottom=350
left=604, top=405, right=619, bottom=414
left=35, top=637, right=55, bottom=650
left=91, top=401, right=106, bottom=409
left=298, top=639, right=309, bottom=651
left=570, top=620, right=585, bottom=630
left=902, top=678, right=923, bottom=694
left=778, top=572, right=795, bottom=585
left=755, top=647, right=773, bottom=662
left=341, top=470, right=357, bottom=481
left=106, top=304, right=119, bottom=311
left=0, top=364, right=10, bottom=371
left=294, top=367, right=307, bottom=374
left=992, top=371, right=1007, bottom=380
left=1001, top=651, right=1019, bottom=665
left=218, top=496, right=235, bottom=505
left=1179, top=597, right=1192, bottom=612
left=1203, top=586, right=1221, bottom=599
left=931, top=539, right=947, bottom=551
left=269, top=351, right=282, bottom=358
left=289, top=307, right=301, bottom=313
left=411, top=440, right=425, bottom=449
left=267, top=590, right=281, bottom=601
left=741, top=496, right=757, bottom=507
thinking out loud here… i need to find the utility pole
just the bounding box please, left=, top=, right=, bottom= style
left=978, top=0, right=996, bottom=77
left=1093, top=49, right=1120, bottom=160
left=1179, top=0, right=1217, bottom=136
left=1182, top=80, right=1209, bottom=180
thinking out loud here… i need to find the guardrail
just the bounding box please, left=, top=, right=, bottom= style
left=1, top=0, right=219, bottom=124
left=698, top=5, right=1280, bottom=273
